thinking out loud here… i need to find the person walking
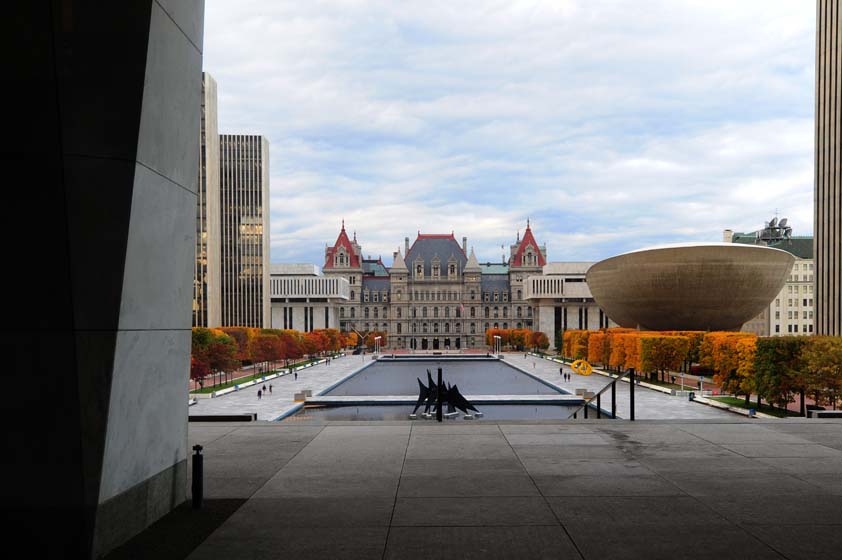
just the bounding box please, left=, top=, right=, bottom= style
left=559, top=367, right=563, bottom=377
left=294, top=371, right=298, bottom=381
left=269, top=384, right=273, bottom=394
left=257, top=389, right=262, bottom=400
left=262, top=384, right=267, bottom=394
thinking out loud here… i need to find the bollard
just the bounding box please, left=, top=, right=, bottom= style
left=192, top=445, right=204, bottom=509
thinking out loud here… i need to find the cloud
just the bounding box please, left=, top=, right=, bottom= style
left=204, top=0, right=815, bottom=266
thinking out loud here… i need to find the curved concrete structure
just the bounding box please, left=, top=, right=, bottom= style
left=586, top=243, right=795, bottom=331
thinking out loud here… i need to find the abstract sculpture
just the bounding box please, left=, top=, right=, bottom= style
left=411, top=369, right=479, bottom=420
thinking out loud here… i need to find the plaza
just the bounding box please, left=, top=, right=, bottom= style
left=107, top=418, right=842, bottom=559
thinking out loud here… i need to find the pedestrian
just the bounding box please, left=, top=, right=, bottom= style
left=257, top=389, right=262, bottom=400
left=269, top=384, right=273, bottom=394
left=559, top=367, right=563, bottom=377
left=533, top=361, right=536, bottom=369
left=262, top=384, right=267, bottom=394
left=294, top=371, right=298, bottom=381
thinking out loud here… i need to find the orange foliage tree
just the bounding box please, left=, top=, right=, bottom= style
left=699, top=332, right=757, bottom=402
left=638, top=335, right=691, bottom=382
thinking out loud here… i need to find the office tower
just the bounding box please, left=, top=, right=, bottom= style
left=815, top=0, right=842, bottom=335
left=193, top=72, right=221, bottom=327
left=219, top=134, right=271, bottom=327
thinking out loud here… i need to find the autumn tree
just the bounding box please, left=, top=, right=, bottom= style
left=802, top=336, right=842, bottom=409
left=639, top=335, right=691, bottom=382
left=753, top=337, right=807, bottom=413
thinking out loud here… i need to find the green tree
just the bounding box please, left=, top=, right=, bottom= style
left=802, top=336, right=842, bottom=409
left=754, top=337, right=807, bottom=413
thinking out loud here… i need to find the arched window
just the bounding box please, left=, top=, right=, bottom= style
left=350, top=290, right=355, bottom=300
left=455, top=306, right=461, bottom=318
left=493, top=306, right=499, bottom=318
left=373, top=307, right=378, bottom=318
left=434, top=323, right=439, bottom=333
left=383, top=306, right=388, bottom=318
left=503, top=307, right=508, bottom=318
left=517, top=289, right=522, bottom=300
left=444, top=323, right=450, bottom=333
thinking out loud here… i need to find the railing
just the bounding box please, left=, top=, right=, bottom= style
left=567, top=368, right=636, bottom=421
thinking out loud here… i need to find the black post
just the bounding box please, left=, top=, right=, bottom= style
left=629, top=368, right=635, bottom=422
left=436, top=367, right=443, bottom=422
left=584, top=401, right=588, bottom=419
left=597, top=393, right=602, bottom=419
left=192, top=445, right=204, bottom=509
left=611, top=379, right=617, bottom=419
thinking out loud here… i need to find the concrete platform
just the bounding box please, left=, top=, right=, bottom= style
left=106, top=419, right=842, bottom=559
left=306, top=394, right=583, bottom=405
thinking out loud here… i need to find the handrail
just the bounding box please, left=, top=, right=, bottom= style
left=566, top=368, right=635, bottom=420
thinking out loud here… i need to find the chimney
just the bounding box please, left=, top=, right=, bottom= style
left=462, top=237, right=467, bottom=252
left=723, top=229, right=733, bottom=243
left=405, top=237, right=410, bottom=255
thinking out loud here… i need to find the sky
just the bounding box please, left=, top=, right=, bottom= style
left=204, top=0, right=816, bottom=267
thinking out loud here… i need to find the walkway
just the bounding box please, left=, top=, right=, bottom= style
left=188, top=354, right=374, bottom=421
left=108, top=419, right=842, bottom=559
left=505, top=353, right=733, bottom=420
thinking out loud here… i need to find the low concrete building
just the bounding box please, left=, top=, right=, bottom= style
left=269, top=264, right=349, bottom=332
left=527, top=262, right=617, bottom=349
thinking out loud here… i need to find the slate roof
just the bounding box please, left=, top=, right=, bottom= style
left=479, top=263, right=509, bottom=274
left=362, top=277, right=391, bottom=291
left=510, top=224, right=546, bottom=268
left=362, top=259, right=389, bottom=277
left=323, top=223, right=361, bottom=269
left=481, top=274, right=510, bottom=293
left=405, top=234, right=467, bottom=276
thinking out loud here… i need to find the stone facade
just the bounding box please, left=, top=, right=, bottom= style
left=321, top=223, right=547, bottom=349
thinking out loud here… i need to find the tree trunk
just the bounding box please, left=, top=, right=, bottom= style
left=744, top=393, right=750, bottom=406
left=800, top=390, right=806, bottom=416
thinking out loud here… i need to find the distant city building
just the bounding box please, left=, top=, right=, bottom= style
left=727, top=225, right=814, bottom=336
left=269, top=264, right=349, bottom=331
left=219, top=134, right=270, bottom=327
left=815, top=0, right=842, bottom=336
left=193, top=72, right=221, bottom=327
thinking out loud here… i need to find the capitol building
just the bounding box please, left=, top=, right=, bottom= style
left=270, top=222, right=615, bottom=350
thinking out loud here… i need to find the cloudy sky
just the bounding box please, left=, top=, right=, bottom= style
left=204, top=0, right=815, bottom=267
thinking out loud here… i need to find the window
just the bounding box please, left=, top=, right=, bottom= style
left=373, top=292, right=378, bottom=302
left=484, top=307, right=490, bottom=318
left=423, top=323, right=428, bottom=333
left=775, top=311, right=779, bottom=319
left=340, top=308, right=345, bottom=318
left=412, top=307, right=417, bottom=318
left=351, top=308, right=355, bottom=318
left=775, top=325, right=780, bottom=333
left=434, top=323, right=439, bottom=333
left=517, top=289, right=522, bottom=300
left=364, top=291, right=369, bottom=302
left=365, top=307, right=370, bottom=319
left=397, top=307, right=402, bottom=318
left=503, top=292, right=508, bottom=302
left=456, top=323, right=461, bottom=333
left=471, top=307, right=476, bottom=318
left=434, top=307, right=439, bottom=318
left=470, top=290, right=476, bottom=300
left=794, top=324, right=799, bottom=333
left=803, top=299, right=808, bottom=307
left=350, top=290, right=355, bottom=300
left=484, top=292, right=490, bottom=302
left=494, top=291, right=499, bottom=302
left=527, top=307, right=532, bottom=317
left=445, top=307, right=450, bottom=318
left=503, top=323, right=507, bottom=329
left=775, top=299, right=780, bottom=307
left=397, top=290, right=402, bottom=301
left=517, top=307, right=522, bottom=318
left=470, top=323, right=476, bottom=334
left=449, top=263, right=456, bottom=276
left=503, top=307, right=508, bottom=318
left=493, top=306, right=499, bottom=318
left=432, top=264, right=440, bottom=278
left=397, top=324, right=402, bottom=334
left=373, top=307, right=379, bottom=318
left=412, top=323, right=417, bottom=333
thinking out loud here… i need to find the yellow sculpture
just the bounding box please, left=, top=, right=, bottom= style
left=571, top=359, right=593, bottom=376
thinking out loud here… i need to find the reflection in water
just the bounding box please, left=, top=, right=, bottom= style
left=284, top=404, right=577, bottom=422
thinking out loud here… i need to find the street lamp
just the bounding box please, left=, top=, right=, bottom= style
left=493, top=334, right=501, bottom=356
left=374, top=335, right=381, bottom=355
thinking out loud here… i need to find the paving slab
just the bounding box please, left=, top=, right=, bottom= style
left=117, top=419, right=842, bottom=559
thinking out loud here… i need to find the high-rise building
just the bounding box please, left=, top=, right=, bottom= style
left=219, top=134, right=271, bottom=327
left=193, top=72, right=221, bottom=327
left=815, top=0, right=842, bottom=335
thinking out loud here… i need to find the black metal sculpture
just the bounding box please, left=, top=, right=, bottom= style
left=411, top=368, right=479, bottom=421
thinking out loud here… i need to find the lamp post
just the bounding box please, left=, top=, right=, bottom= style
left=374, top=335, right=381, bottom=355
left=493, top=334, right=501, bottom=355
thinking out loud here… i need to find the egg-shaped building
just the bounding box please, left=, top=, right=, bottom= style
left=586, top=243, right=794, bottom=331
